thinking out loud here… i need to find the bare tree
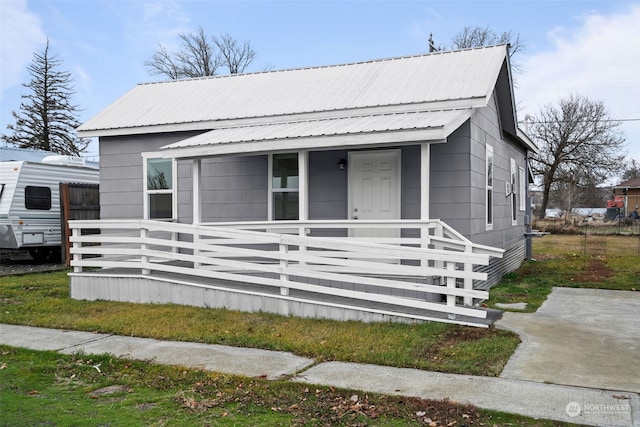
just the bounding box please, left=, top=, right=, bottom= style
left=619, top=158, right=640, bottom=182
left=529, top=94, right=626, bottom=219
left=214, top=33, right=256, bottom=74
left=2, top=39, right=88, bottom=155
left=146, top=45, right=184, bottom=80
left=145, top=27, right=256, bottom=79
left=450, top=26, right=524, bottom=71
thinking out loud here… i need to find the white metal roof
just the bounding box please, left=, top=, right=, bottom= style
left=78, top=45, right=509, bottom=137
left=157, top=108, right=473, bottom=158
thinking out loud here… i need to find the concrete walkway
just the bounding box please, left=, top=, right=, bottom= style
left=1, top=287, right=639, bottom=426
left=496, top=288, right=640, bottom=394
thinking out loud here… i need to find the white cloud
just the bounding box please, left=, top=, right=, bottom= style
left=517, top=4, right=640, bottom=159
left=123, top=0, right=191, bottom=52
left=0, top=0, right=46, bottom=94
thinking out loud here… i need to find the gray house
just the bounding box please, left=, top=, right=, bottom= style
left=70, top=45, right=537, bottom=327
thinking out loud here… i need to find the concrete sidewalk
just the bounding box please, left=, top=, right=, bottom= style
left=1, top=323, right=638, bottom=427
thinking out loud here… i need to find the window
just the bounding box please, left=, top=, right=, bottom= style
left=519, top=166, right=526, bottom=211
left=145, top=158, right=174, bottom=219
left=271, top=153, right=299, bottom=220
left=510, top=158, right=518, bottom=224
left=486, top=145, right=493, bottom=229
left=25, top=186, right=51, bottom=210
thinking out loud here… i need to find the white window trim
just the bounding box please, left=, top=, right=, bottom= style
left=519, top=166, right=526, bottom=211
left=142, top=156, right=177, bottom=221
left=268, top=153, right=300, bottom=221
left=486, top=144, right=494, bottom=230
left=510, top=158, right=518, bottom=225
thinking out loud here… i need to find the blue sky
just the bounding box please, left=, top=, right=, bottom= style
left=1, top=0, right=639, bottom=163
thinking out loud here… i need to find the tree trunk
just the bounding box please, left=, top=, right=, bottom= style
left=538, top=177, right=552, bottom=219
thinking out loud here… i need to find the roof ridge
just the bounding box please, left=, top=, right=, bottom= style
left=138, top=44, right=509, bottom=87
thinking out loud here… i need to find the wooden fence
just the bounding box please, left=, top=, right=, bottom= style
left=60, top=183, right=99, bottom=266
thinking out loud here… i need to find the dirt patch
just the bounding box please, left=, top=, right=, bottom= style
left=575, top=257, right=613, bottom=283
left=135, top=402, right=157, bottom=411
left=90, top=385, right=133, bottom=396
left=420, top=327, right=493, bottom=360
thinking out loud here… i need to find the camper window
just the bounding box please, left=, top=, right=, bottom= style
left=25, top=186, right=51, bottom=210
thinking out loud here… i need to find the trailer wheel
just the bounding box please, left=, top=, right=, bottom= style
left=28, top=247, right=62, bottom=263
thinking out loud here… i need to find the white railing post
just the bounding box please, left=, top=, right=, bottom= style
left=298, top=224, right=308, bottom=267
left=446, top=262, right=457, bottom=309
left=172, top=231, right=178, bottom=254
left=141, top=226, right=150, bottom=275
left=72, top=224, right=82, bottom=273
left=279, top=239, right=290, bottom=315
left=193, top=227, right=201, bottom=270
left=463, top=245, right=473, bottom=306
left=420, top=221, right=431, bottom=267
left=434, top=222, right=444, bottom=286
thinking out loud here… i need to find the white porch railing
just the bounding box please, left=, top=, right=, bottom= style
left=68, top=219, right=503, bottom=325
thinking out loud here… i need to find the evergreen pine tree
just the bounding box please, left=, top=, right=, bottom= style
left=2, top=39, right=88, bottom=156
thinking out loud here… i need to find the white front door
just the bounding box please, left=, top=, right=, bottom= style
left=349, top=150, right=401, bottom=239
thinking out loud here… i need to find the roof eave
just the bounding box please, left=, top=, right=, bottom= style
left=78, top=98, right=486, bottom=139
left=517, top=128, right=539, bottom=153
left=145, top=128, right=449, bottom=160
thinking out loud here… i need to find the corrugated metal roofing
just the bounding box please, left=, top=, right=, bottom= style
left=78, top=45, right=508, bottom=135
left=161, top=109, right=472, bottom=155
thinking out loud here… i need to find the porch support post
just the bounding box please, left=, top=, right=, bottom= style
left=420, top=144, right=431, bottom=269
left=192, top=159, right=202, bottom=269
left=420, top=143, right=430, bottom=220
left=298, top=151, right=309, bottom=265
left=192, top=159, right=201, bottom=224
left=298, top=150, right=309, bottom=222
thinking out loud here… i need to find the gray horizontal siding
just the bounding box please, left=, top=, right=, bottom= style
left=475, top=241, right=526, bottom=290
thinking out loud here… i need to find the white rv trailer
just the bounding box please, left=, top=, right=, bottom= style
left=0, top=155, right=99, bottom=261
